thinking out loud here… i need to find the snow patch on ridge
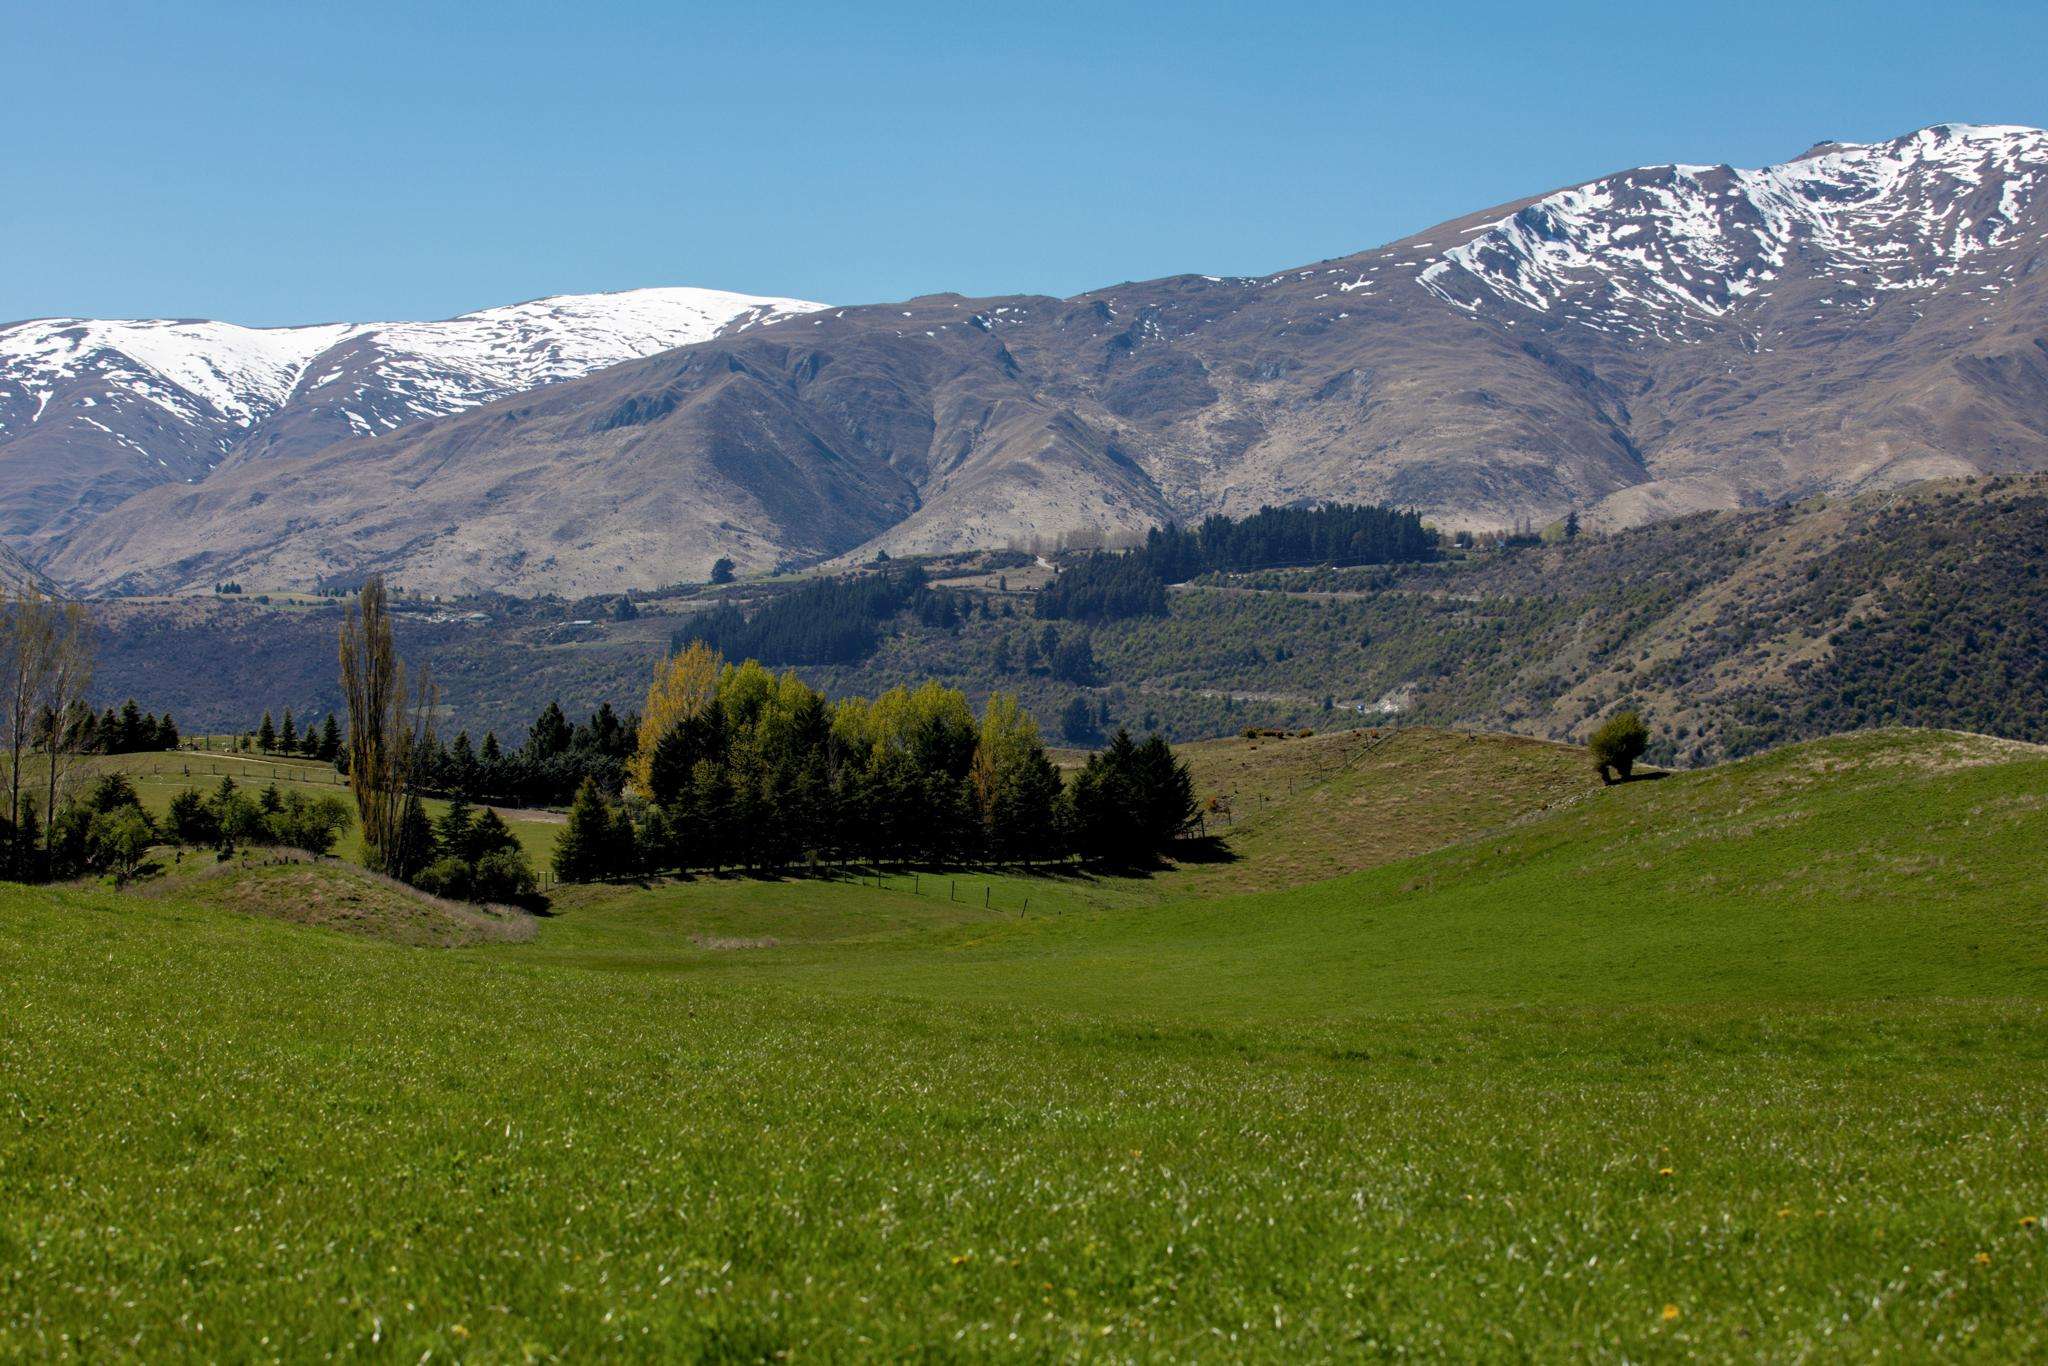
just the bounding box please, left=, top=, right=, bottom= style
left=1417, top=123, right=2048, bottom=340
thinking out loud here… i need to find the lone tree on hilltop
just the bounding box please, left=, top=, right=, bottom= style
left=1589, top=710, right=1649, bottom=784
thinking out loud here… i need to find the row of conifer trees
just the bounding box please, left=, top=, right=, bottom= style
left=551, top=644, right=1197, bottom=881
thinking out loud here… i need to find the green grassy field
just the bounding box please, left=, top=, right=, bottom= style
left=2, top=728, right=2045, bottom=1357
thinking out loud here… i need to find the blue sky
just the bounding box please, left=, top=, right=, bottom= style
left=6, top=0, right=2044, bottom=325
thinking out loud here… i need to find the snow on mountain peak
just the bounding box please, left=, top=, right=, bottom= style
left=1416, top=122, right=2048, bottom=341
left=356, top=286, right=827, bottom=400
left=0, top=317, right=364, bottom=427
left=0, top=285, right=826, bottom=439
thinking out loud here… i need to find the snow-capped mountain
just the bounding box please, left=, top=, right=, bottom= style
left=237, top=287, right=826, bottom=457
left=22, top=122, right=2048, bottom=598
left=0, top=287, right=824, bottom=543
left=1412, top=123, right=2047, bottom=342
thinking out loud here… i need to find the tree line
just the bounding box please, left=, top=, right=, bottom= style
left=245, top=692, right=637, bottom=808
left=406, top=700, right=637, bottom=807
left=1040, top=502, right=1438, bottom=623
left=1144, top=504, right=1439, bottom=579
left=671, top=566, right=982, bottom=666
left=551, top=642, right=1198, bottom=881
left=251, top=709, right=342, bottom=760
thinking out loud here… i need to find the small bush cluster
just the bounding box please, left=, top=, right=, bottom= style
left=164, top=775, right=354, bottom=856
left=408, top=799, right=537, bottom=903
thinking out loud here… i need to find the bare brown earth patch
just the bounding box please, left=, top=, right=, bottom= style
left=690, top=934, right=781, bottom=951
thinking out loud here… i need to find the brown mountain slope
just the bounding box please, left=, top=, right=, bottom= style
left=0, top=542, right=48, bottom=594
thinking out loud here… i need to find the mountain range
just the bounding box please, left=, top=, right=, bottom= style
left=8, top=122, right=2047, bottom=597
left=0, top=288, right=824, bottom=554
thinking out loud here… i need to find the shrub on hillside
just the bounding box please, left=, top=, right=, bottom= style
left=88, top=807, right=155, bottom=884
left=1589, top=711, right=1649, bottom=783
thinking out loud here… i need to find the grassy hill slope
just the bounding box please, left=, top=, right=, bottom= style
left=3, top=729, right=2045, bottom=1357
left=132, top=853, right=538, bottom=947
left=704, top=729, right=2045, bottom=1022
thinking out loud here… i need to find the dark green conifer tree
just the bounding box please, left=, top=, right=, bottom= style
left=390, top=794, right=435, bottom=883
left=435, top=797, right=476, bottom=862
left=553, top=777, right=623, bottom=883
left=528, top=702, right=572, bottom=760
left=118, top=699, right=146, bottom=753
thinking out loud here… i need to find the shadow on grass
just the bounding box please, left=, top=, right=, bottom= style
left=1166, top=835, right=1239, bottom=865
left=563, top=848, right=1228, bottom=898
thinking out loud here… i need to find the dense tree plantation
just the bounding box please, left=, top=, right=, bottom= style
left=1041, top=502, right=1438, bottom=622
left=672, top=566, right=976, bottom=666
left=551, top=643, right=1197, bottom=882
left=1036, top=554, right=1170, bottom=623
left=1141, top=503, right=1439, bottom=579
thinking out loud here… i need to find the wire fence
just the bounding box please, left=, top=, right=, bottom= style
left=841, top=867, right=1051, bottom=915
left=136, top=755, right=352, bottom=787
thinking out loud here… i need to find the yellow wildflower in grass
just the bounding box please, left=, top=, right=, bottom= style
left=1974, top=1252, right=1992, bottom=1265
left=1776, top=1208, right=1793, bottom=1219
left=1661, top=1304, right=1681, bottom=1322
left=2021, top=1215, right=2039, bottom=1229
left=951, top=1253, right=973, bottom=1266
left=1658, top=1167, right=1674, bottom=1178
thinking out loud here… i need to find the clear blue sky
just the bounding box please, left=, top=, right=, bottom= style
left=6, top=0, right=2043, bottom=326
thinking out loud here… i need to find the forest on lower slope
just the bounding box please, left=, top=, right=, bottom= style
left=78, top=476, right=2048, bottom=765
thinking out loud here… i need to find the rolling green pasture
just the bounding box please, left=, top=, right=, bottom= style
left=2, top=728, right=2045, bottom=1357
